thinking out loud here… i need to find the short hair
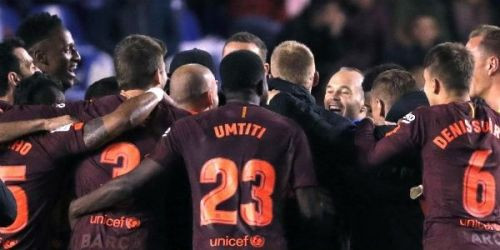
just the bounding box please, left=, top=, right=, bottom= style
left=169, top=48, right=215, bottom=75
left=372, top=69, right=419, bottom=107
left=0, top=38, right=25, bottom=96
left=423, top=42, right=474, bottom=95
left=85, top=76, right=119, bottom=100
left=468, top=24, right=500, bottom=39
left=362, top=63, right=406, bottom=92
left=475, top=29, right=500, bottom=58
left=220, top=50, right=265, bottom=93
left=270, top=41, right=315, bottom=85
left=170, top=64, right=212, bottom=104
left=16, top=12, right=63, bottom=49
left=225, top=32, right=268, bottom=62
left=15, top=72, right=64, bottom=105
left=114, top=35, right=167, bottom=90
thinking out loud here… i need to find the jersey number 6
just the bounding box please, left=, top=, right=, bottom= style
left=200, top=158, right=275, bottom=227
left=462, top=150, right=495, bottom=218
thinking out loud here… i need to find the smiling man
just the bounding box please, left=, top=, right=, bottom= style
left=17, top=12, right=81, bottom=92
left=324, top=68, right=365, bottom=122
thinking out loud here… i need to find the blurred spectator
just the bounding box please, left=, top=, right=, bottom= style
left=385, top=15, right=443, bottom=71
left=342, top=0, right=391, bottom=69
left=275, top=0, right=349, bottom=103
left=451, top=0, right=496, bottom=41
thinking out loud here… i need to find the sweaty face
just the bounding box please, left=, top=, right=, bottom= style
left=466, top=36, right=490, bottom=98
left=41, top=28, right=81, bottom=90
left=13, top=48, right=39, bottom=78
left=324, top=72, right=364, bottom=121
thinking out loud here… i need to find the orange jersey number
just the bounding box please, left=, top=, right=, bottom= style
left=100, top=142, right=141, bottom=178
left=462, top=150, right=495, bottom=218
left=200, top=158, right=275, bottom=227
left=0, top=165, right=28, bottom=234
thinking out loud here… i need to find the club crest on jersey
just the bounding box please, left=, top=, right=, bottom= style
left=401, top=112, right=416, bottom=124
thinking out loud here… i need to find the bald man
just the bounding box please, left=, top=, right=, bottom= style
left=169, top=64, right=219, bottom=114
left=324, top=68, right=365, bottom=121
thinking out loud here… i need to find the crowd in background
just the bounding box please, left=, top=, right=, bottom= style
left=1, top=0, right=500, bottom=101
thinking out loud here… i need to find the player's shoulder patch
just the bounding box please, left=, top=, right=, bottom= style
left=400, top=112, right=416, bottom=124
left=50, top=123, right=73, bottom=133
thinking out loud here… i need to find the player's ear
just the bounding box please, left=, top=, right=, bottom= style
left=487, top=56, right=499, bottom=76
left=152, top=68, right=162, bottom=87
left=377, top=98, right=386, bottom=118
left=312, top=71, right=320, bottom=88
left=433, top=78, right=440, bottom=95
left=7, top=72, right=21, bottom=87
left=32, top=48, right=48, bottom=67
left=264, top=63, right=270, bottom=76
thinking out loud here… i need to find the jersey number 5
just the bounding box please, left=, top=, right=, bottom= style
left=200, top=158, right=275, bottom=227
left=0, top=165, right=28, bottom=234
left=462, top=150, right=495, bottom=218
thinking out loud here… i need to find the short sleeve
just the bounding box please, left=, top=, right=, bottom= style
left=40, top=122, right=87, bottom=161
left=148, top=123, right=183, bottom=169
left=290, top=127, right=317, bottom=189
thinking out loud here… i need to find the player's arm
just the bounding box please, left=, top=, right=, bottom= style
left=0, top=115, right=74, bottom=143
left=69, top=158, right=164, bottom=223
left=268, top=93, right=355, bottom=146
left=355, top=111, right=423, bottom=171
left=0, top=179, right=16, bottom=226
left=81, top=88, right=163, bottom=149
left=70, top=124, right=183, bottom=225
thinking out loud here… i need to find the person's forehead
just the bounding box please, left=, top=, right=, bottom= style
left=48, top=28, right=75, bottom=45
left=223, top=42, right=260, bottom=57
left=328, top=71, right=363, bottom=89
left=13, top=47, right=32, bottom=63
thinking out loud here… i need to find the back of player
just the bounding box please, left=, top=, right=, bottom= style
left=70, top=102, right=188, bottom=250
left=419, top=99, right=500, bottom=249
left=153, top=102, right=316, bottom=250
left=0, top=119, right=88, bottom=249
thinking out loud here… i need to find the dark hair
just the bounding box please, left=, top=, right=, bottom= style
left=85, top=76, right=119, bottom=100
left=423, top=42, right=473, bottom=95
left=220, top=50, right=265, bottom=93
left=225, top=32, right=268, bottom=62
left=15, top=72, right=64, bottom=105
left=372, top=69, right=419, bottom=107
left=169, top=48, right=215, bottom=75
left=362, top=63, right=405, bottom=92
left=16, top=12, right=63, bottom=49
left=114, top=35, right=167, bottom=90
left=0, top=38, right=26, bottom=96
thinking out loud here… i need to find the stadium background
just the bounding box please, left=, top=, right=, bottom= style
left=1, top=0, right=499, bottom=101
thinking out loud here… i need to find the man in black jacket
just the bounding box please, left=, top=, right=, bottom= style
left=266, top=40, right=353, bottom=250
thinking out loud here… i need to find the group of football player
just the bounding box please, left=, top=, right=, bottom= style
left=0, top=11, right=498, bottom=250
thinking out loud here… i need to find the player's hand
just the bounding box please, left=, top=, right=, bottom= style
left=43, top=115, right=76, bottom=131
left=267, top=90, right=281, bottom=104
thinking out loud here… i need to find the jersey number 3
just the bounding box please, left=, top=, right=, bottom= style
left=462, top=150, right=495, bottom=218
left=200, top=158, right=275, bottom=227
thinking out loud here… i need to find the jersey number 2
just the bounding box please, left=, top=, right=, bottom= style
left=100, top=142, right=141, bottom=178
left=0, top=165, right=28, bottom=234
left=462, top=150, right=495, bottom=218
left=200, top=158, right=275, bottom=227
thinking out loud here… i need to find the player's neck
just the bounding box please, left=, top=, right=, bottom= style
left=225, top=93, right=261, bottom=106
left=0, top=91, right=14, bottom=105
left=439, top=93, right=470, bottom=105
left=482, top=84, right=500, bottom=112
left=120, top=89, right=146, bottom=99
